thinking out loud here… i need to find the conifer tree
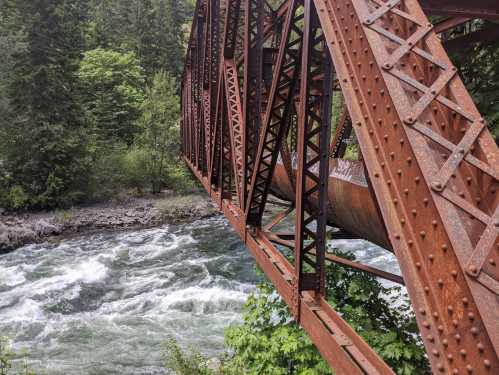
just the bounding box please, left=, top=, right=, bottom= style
left=2, top=0, right=90, bottom=208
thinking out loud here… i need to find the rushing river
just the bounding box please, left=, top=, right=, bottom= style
left=0, top=215, right=400, bottom=374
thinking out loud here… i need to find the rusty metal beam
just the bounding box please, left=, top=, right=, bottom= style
left=420, top=0, right=499, bottom=20
left=294, top=0, right=332, bottom=309
left=314, top=0, right=499, bottom=373
left=434, top=16, right=473, bottom=34
left=182, top=0, right=499, bottom=373
left=245, top=0, right=304, bottom=225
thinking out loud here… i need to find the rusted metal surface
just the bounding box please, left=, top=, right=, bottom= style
left=182, top=0, right=499, bottom=373
left=272, top=159, right=392, bottom=249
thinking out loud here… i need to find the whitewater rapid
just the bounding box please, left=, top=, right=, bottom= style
left=0, top=217, right=258, bottom=374
left=0, top=215, right=401, bottom=374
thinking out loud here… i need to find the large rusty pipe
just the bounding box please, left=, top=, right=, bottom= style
left=271, top=158, right=391, bottom=250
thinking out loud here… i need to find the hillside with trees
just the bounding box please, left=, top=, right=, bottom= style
left=0, top=0, right=195, bottom=210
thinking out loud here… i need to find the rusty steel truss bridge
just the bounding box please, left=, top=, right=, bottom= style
left=181, top=0, right=499, bottom=373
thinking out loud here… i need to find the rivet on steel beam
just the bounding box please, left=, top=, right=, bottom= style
left=431, top=220, right=437, bottom=227
left=471, top=327, right=478, bottom=336
left=408, top=240, right=413, bottom=247
left=438, top=325, right=444, bottom=333
left=412, top=209, right=417, bottom=216
left=394, top=233, right=400, bottom=240
left=423, top=320, right=430, bottom=328
left=451, top=270, right=457, bottom=278
left=432, top=182, right=444, bottom=192
left=423, top=198, right=429, bottom=205
left=447, top=305, right=454, bottom=314
left=468, top=312, right=475, bottom=321
left=419, top=308, right=426, bottom=314
left=400, top=218, right=405, bottom=225
left=477, top=343, right=484, bottom=352
left=489, top=259, right=496, bottom=266
left=428, top=254, right=434, bottom=261
left=397, top=169, right=402, bottom=176
left=448, top=354, right=454, bottom=362
left=424, top=286, right=430, bottom=294
left=452, top=369, right=458, bottom=374
left=404, top=116, right=416, bottom=125
left=432, top=349, right=439, bottom=357
left=460, top=349, right=467, bottom=357
left=437, top=279, right=443, bottom=287
left=442, top=338, right=448, bottom=346
left=399, top=138, right=404, bottom=145
left=420, top=231, right=426, bottom=238
left=484, top=360, right=491, bottom=369
left=468, top=265, right=478, bottom=274
left=416, top=261, right=421, bottom=269
left=466, top=364, right=473, bottom=373
left=427, top=334, right=434, bottom=342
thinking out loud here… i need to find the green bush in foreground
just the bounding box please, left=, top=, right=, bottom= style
left=0, top=337, right=37, bottom=375
left=165, top=251, right=430, bottom=375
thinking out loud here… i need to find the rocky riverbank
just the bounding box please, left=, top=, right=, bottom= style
left=0, top=192, right=218, bottom=253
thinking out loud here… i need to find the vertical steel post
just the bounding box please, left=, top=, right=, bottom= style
left=294, top=0, right=333, bottom=317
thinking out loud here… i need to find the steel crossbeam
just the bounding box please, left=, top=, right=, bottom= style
left=181, top=0, right=499, bottom=373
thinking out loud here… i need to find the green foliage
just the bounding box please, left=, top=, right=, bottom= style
left=1, top=0, right=90, bottom=209
left=0, top=337, right=38, bottom=375
left=445, top=20, right=499, bottom=140
left=164, top=336, right=213, bottom=375
left=7, top=186, right=28, bottom=210
left=78, top=48, right=145, bottom=145
left=138, top=70, right=181, bottom=193
left=87, top=0, right=193, bottom=80
left=224, top=283, right=331, bottom=375
left=0, top=337, right=13, bottom=375
left=222, top=252, right=429, bottom=375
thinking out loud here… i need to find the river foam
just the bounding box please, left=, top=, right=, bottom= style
left=0, top=216, right=258, bottom=375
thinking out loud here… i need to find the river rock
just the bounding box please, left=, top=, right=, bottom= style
left=32, top=219, right=61, bottom=236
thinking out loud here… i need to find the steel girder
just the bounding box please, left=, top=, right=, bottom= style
left=182, top=0, right=499, bottom=374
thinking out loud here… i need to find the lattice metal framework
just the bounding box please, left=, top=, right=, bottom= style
left=182, top=0, right=499, bottom=373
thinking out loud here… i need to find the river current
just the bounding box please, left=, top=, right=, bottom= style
left=0, top=215, right=400, bottom=374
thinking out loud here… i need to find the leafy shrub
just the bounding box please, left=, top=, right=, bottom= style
left=7, top=186, right=28, bottom=210
left=164, top=336, right=214, bottom=375
left=0, top=337, right=37, bottom=375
